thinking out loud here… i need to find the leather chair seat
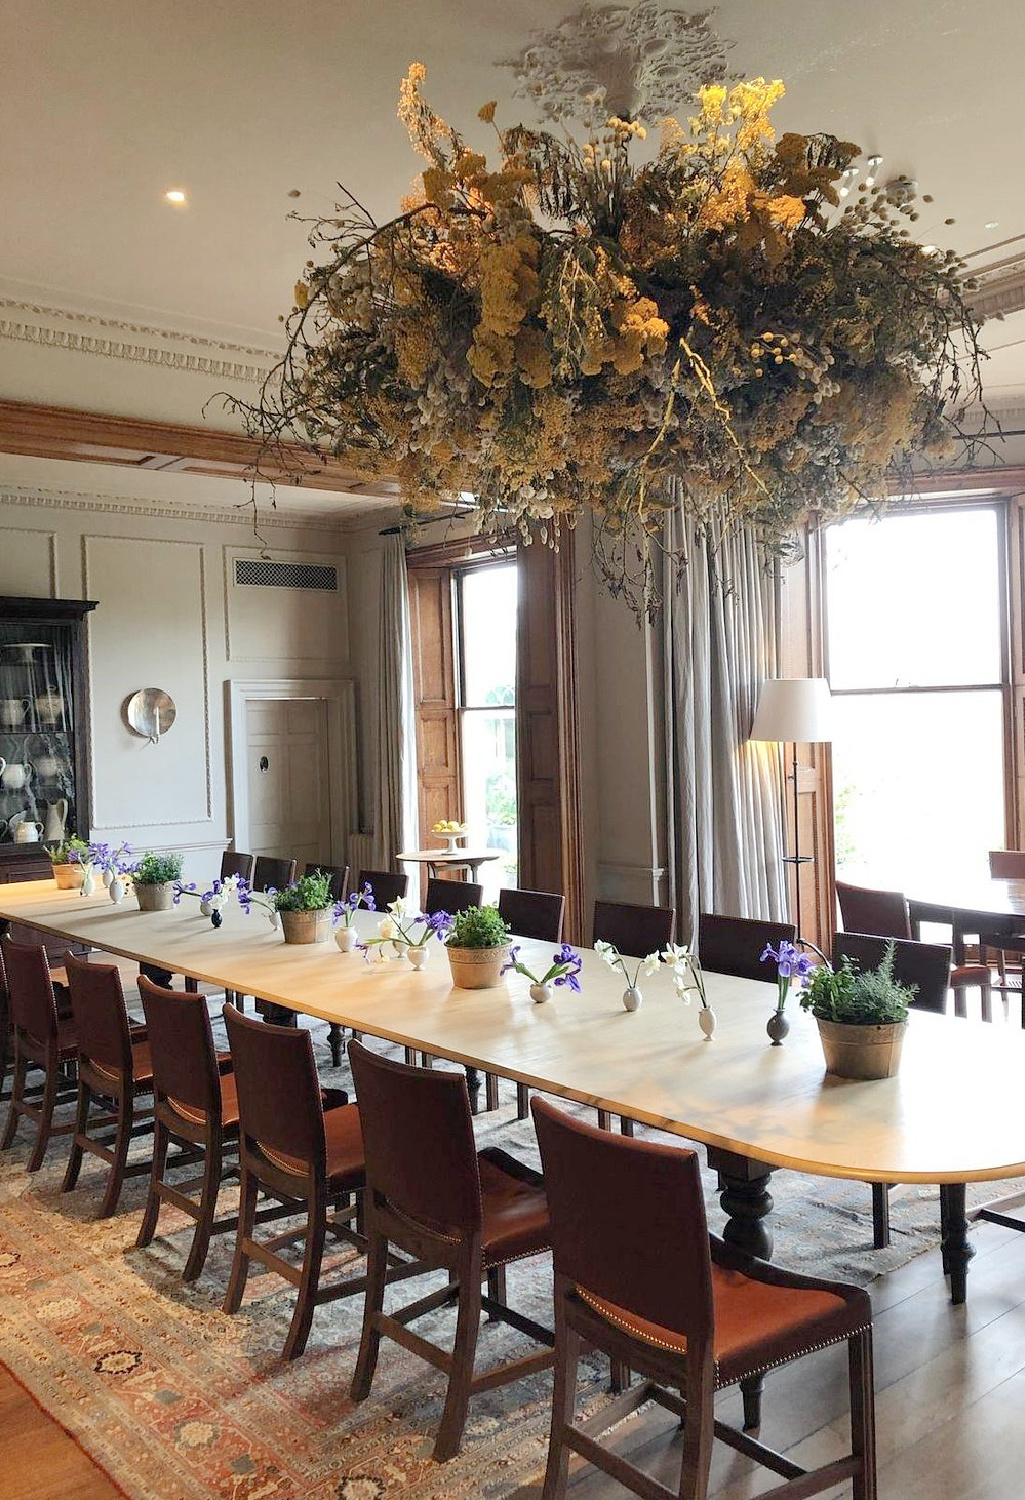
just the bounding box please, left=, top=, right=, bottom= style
left=478, top=1146, right=550, bottom=1266
left=28, top=1015, right=78, bottom=1060
left=261, top=1102, right=364, bottom=1189
left=168, top=1069, right=241, bottom=1130
left=91, top=1039, right=155, bottom=1089
left=578, top=1259, right=870, bottom=1387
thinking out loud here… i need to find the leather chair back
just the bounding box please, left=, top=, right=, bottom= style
left=223, top=1002, right=325, bottom=1168
left=835, top=881, right=912, bottom=940
left=357, top=869, right=408, bottom=910
left=1, top=936, right=59, bottom=1048
left=989, top=850, right=1025, bottom=881
left=497, top=888, right=565, bottom=942
left=252, top=855, right=298, bottom=892
left=139, top=976, right=221, bottom=1118
left=593, top=900, right=674, bottom=956
left=832, top=932, right=951, bottom=1014
left=532, top=1096, right=713, bottom=1344
left=64, top=952, right=132, bottom=1075
left=348, top=1039, right=481, bottom=1234
left=424, top=878, right=482, bottom=916
left=220, top=850, right=256, bottom=885
left=698, top=913, right=797, bottom=982
left=304, top=862, right=349, bottom=902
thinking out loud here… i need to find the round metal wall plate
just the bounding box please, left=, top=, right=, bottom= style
left=125, top=688, right=176, bottom=743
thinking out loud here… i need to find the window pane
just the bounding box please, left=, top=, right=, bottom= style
left=461, top=563, right=517, bottom=708
left=826, top=510, right=1002, bottom=688
left=832, top=689, right=1004, bottom=890
left=461, top=709, right=517, bottom=899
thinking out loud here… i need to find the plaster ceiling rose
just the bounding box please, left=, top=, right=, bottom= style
left=500, top=1, right=737, bottom=124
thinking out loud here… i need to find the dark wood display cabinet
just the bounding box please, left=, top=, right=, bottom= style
left=0, top=597, right=97, bottom=944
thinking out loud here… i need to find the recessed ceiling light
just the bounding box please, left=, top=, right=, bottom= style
left=984, top=220, right=999, bottom=230
left=164, top=188, right=187, bottom=206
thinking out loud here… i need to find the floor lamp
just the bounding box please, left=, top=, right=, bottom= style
left=750, top=677, right=833, bottom=940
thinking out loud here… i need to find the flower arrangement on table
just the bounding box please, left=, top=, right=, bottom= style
left=759, top=938, right=816, bottom=1044
left=502, top=942, right=582, bottom=1003
left=799, top=940, right=916, bottom=1079
left=594, top=940, right=664, bottom=1011
left=443, top=905, right=512, bottom=989
left=231, top=64, right=984, bottom=621
left=661, top=943, right=718, bottom=1037
left=47, top=834, right=90, bottom=889
left=77, top=841, right=133, bottom=900
left=125, top=851, right=185, bottom=912
left=360, top=897, right=454, bottom=968
left=172, top=874, right=250, bottom=928
left=331, top=881, right=377, bottom=950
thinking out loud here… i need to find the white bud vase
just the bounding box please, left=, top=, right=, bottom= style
left=529, top=981, right=553, bottom=1004
left=622, top=985, right=643, bottom=1012
left=335, top=925, right=357, bottom=953
left=102, top=866, right=114, bottom=888
left=408, top=944, right=429, bottom=971
left=698, top=1006, right=717, bottom=1040
left=391, top=940, right=409, bottom=961
left=109, top=876, right=126, bottom=905
left=199, top=897, right=213, bottom=917
left=80, top=867, right=95, bottom=897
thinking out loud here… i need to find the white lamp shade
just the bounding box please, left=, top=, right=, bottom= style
left=750, top=677, right=833, bottom=744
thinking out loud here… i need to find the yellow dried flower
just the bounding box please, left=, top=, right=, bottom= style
left=478, top=101, right=497, bottom=124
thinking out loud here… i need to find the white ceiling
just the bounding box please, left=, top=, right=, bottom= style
left=4, top=0, right=1025, bottom=393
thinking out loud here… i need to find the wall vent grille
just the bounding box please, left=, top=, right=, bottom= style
left=234, top=559, right=338, bottom=591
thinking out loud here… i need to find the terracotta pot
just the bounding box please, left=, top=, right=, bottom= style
left=52, top=861, right=85, bottom=891
left=135, top=881, right=175, bottom=912
left=279, top=907, right=332, bottom=945
left=816, top=1018, right=906, bottom=1080
left=446, top=944, right=508, bottom=990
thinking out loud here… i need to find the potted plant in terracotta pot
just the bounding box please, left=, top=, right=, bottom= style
left=129, top=851, right=185, bottom=911
left=48, top=835, right=90, bottom=890
left=444, top=905, right=511, bottom=989
left=272, top=871, right=333, bottom=944
left=799, top=941, right=915, bottom=1080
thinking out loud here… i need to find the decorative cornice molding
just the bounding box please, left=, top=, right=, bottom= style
left=0, top=484, right=352, bottom=534
left=966, top=250, right=1025, bottom=321
left=0, top=296, right=279, bottom=359
left=0, top=315, right=273, bottom=384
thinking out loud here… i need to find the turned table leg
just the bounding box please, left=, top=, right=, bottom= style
left=707, top=1146, right=775, bottom=1261
left=940, top=1182, right=975, bottom=1305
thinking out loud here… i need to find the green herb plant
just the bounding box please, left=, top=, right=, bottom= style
left=271, top=872, right=333, bottom=913
left=444, top=905, right=511, bottom=949
left=47, top=835, right=90, bottom=865
left=130, top=851, right=185, bottom=884
left=799, top=941, right=915, bottom=1026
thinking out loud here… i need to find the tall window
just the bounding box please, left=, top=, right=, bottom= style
left=456, top=561, right=518, bottom=899
left=826, top=504, right=1009, bottom=892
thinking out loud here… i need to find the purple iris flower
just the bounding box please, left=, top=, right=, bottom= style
left=171, top=880, right=197, bottom=906
left=552, top=945, right=582, bottom=991
left=501, top=944, right=522, bottom=976
left=760, top=941, right=815, bottom=982
left=424, top=909, right=453, bottom=939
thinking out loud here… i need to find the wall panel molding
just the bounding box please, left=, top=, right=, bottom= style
left=0, top=484, right=346, bottom=533
left=0, top=522, right=58, bottom=595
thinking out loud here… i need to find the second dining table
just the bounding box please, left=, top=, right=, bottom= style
left=4, top=878, right=1025, bottom=1304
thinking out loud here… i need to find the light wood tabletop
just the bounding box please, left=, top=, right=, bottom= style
left=3, top=877, right=1022, bottom=1300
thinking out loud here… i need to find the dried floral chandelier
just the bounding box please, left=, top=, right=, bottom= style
left=234, top=15, right=984, bottom=618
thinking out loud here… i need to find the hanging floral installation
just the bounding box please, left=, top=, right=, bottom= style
left=231, top=67, right=984, bottom=619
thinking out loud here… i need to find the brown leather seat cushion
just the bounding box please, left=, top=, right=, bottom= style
left=478, top=1147, right=550, bottom=1267
left=578, top=1262, right=869, bottom=1385
left=260, top=1103, right=365, bottom=1191
left=91, top=1040, right=155, bottom=1089
left=167, top=1070, right=241, bottom=1130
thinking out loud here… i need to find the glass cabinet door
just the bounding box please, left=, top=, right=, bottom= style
left=0, top=622, right=80, bottom=850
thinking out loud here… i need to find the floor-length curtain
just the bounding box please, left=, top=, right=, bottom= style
left=374, top=535, right=418, bottom=873
left=663, top=493, right=788, bottom=945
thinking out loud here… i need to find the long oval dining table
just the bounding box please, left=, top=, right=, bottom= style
left=4, top=878, right=1025, bottom=1304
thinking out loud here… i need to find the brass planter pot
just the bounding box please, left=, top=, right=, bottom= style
left=446, top=944, right=508, bottom=990
left=52, top=862, right=85, bottom=891
left=279, top=907, right=332, bottom=945
left=135, top=881, right=176, bottom=912
left=816, top=1018, right=906, bottom=1080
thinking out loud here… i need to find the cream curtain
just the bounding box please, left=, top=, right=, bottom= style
left=662, top=497, right=788, bottom=944
left=374, top=536, right=418, bottom=873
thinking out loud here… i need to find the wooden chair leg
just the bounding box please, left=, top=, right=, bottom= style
left=27, top=1061, right=58, bottom=1173
left=1, top=1048, right=27, bottom=1149
left=516, top=1083, right=530, bottom=1121
left=541, top=1301, right=580, bottom=1500
left=350, top=1228, right=389, bottom=1401
left=871, top=1182, right=890, bottom=1250
left=486, top=1265, right=507, bottom=1319
left=620, top=1117, right=635, bottom=1137
left=61, top=1079, right=91, bottom=1192
left=849, top=1328, right=878, bottom=1500
left=283, top=1186, right=327, bottom=1360
left=328, top=1024, right=343, bottom=1069
left=99, top=1090, right=135, bottom=1218
left=224, top=1166, right=259, bottom=1314
left=678, top=1371, right=714, bottom=1500
left=433, top=1257, right=482, bottom=1462
left=136, top=1117, right=168, bottom=1250
left=596, top=1109, right=612, bottom=1132
left=183, top=1133, right=222, bottom=1281
left=485, top=1072, right=500, bottom=1112
left=740, top=1372, right=763, bottom=1430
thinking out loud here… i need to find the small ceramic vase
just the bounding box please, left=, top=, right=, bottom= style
left=102, top=866, right=114, bottom=888
left=109, top=876, right=126, bottom=905
left=268, top=911, right=280, bottom=929
left=335, top=924, right=357, bottom=953
left=529, top=981, right=553, bottom=1004
left=80, top=867, right=95, bottom=897
left=408, top=944, right=429, bottom=971
left=766, top=1010, right=790, bottom=1046
left=698, top=1006, right=717, bottom=1040
left=199, top=897, right=213, bottom=917
left=622, top=985, right=643, bottom=1012
left=391, top=939, right=409, bottom=961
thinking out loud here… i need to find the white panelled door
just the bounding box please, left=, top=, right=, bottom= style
left=245, top=697, right=331, bottom=868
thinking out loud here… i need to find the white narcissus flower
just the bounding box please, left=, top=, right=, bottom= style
left=594, top=940, right=617, bottom=968
left=641, top=952, right=662, bottom=978
left=378, top=916, right=395, bottom=939
left=388, top=896, right=417, bottom=923
left=673, top=973, right=693, bottom=1005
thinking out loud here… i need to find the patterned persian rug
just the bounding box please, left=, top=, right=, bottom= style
left=0, top=1011, right=1017, bottom=1500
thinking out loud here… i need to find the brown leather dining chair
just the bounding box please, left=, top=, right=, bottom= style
left=593, top=899, right=675, bottom=956
left=302, top=861, right=349, bottom=903
left=835, top=879, right=913, bottom=940
left=1, top=936, right=78, bottom=1171
left=698, top=913, right=797, bottom=982
left=62, top=953, right=156, bottom=1218
left=424, top=877, right=482, bottom=915
left=220, top=849, right=256, bottom=886
left=347, top=1039, right=554, bottom=1461
left=497, top=887, right=565, bottom=943
left=222, top=1003, right=372, bottom=1360
left=252, top=855, right=298, bottom=892
left=530, top=1095, right=877, bottom=1500
left=357, top=868, right=408, bottom=910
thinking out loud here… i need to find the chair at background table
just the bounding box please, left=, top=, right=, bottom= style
left=498, top=887, right=567, bottom=1121
left=357, top=868, right=408, bottom=910
left=1, top=937, right=78, bottom=1171
left=835, top=879, right=913, bottom=939
left=831, top=932, right=991, bottom=1250
left=424, top=877, right=481, bottom=915
left=252, top=855, right=298, bottom=892
left=348, top=1040, right=553, bottom=1461
left=222, top=1003, right=370, bottom=1360
left=221, top=849, right=256, bottom=886
left=592, top=900, right=676, bottom=1134
left=698, top=913, right=797, bottom=982
left=61, top=953, right=156, bottom=1218
left=530, top=1095, right=877, bottom=1500
left=303, top=861, right=349, bottom=903
left=977, top=850, right=1025, bottom=1014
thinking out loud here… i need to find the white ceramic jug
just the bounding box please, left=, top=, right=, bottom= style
left=35, top=691, right=64, bottom=724
left=12, top=819, right=44, bottom=843
left=1, top=761, right=30, bottom=792
left=0, top=698, right=30, bottom=728
left=42, top=798, right=68, bottom=843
